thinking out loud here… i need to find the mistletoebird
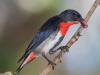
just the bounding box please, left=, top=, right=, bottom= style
left=16, top=9, right=88, bottom=73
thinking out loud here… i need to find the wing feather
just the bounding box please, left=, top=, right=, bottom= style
left=18, top=16, right=61, bottom=63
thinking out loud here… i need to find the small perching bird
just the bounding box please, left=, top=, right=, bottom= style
left=16, top=9, right=88, bottom=73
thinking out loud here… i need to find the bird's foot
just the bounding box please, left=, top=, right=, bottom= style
left=49, top=46, right=69, bottom=55
left=42, top=53, right=56, bottom=70
left=60, top=46, right=69, bottom=52
left=48, top=60, right=56, bottom=70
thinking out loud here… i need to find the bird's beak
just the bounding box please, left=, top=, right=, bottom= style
left=77, top=18, right=88, bottom=28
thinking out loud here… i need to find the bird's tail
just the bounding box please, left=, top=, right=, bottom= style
left=15, top=52, right=36, bottom=73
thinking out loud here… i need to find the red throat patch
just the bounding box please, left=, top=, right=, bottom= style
left=20, top=52, right=36, bottom=68
left=59, top=21, right=78, bottom=36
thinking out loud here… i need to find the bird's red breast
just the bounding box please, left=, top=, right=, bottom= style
left=59, top=21, right=78, bottom=36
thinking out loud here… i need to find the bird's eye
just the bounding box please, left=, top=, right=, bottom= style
left=72, top=13, right=75, bottom=16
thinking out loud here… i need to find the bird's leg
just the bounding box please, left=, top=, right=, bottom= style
left=49, top=46, right=69, bottom=55
left=42, top=53, right=56, bottom=70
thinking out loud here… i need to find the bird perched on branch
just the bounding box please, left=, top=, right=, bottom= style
left=16, top=9, right=88, bottom=73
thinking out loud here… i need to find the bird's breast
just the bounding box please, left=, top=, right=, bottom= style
left=35, top=29, right=62, bottom=54
left=59, top=21, right=78, bottom=36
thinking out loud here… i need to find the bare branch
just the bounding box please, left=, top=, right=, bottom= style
left=39, top=0, right=99, bottom=75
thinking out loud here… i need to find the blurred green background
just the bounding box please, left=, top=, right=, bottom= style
left=0, top=0, right=100, bottom=75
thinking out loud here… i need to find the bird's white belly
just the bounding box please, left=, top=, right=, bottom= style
left=36, top=31, right=62, bottom=54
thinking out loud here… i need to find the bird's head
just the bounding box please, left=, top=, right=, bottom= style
left=58, top=9, right=88, bottom=28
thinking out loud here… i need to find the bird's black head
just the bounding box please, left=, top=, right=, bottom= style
left=58, top=9, right=88, bottom=28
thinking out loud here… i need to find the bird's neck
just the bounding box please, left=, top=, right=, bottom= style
left=59, top=21, right=78, bottom=36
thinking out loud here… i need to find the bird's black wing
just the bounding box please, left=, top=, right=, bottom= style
left=18, top=16, right=61, bottom=63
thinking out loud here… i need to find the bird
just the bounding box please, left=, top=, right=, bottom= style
left=15, top=9, right=88, bottom=73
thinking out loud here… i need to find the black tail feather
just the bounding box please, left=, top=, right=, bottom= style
left=17, top=53, right=27, bottom=63
left=16, top=53, right=36, bottom=73
left=15, top=67, right=22, bottom=73
left=17, top=56, right=24, bottom=63
left=18, top=51, right=32, bottom=63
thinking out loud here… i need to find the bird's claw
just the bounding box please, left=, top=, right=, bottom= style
left=60, top=46, right=69, bottom=52
left=48, top=61, right=56, bottom=70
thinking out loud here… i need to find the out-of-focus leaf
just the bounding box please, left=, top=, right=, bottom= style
left=60, top=60, right=63, bottom=63
left=99, top=0, right=100, bottom=5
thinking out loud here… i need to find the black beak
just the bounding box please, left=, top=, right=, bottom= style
left=77, top=18, right=88, bottom=28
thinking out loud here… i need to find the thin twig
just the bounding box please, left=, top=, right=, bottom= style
left=39, top=0, right=99, bottom=75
